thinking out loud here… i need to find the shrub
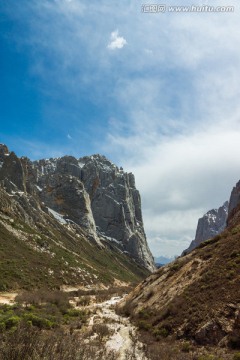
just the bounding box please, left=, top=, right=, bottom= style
left=0, top=324, right=116, bottom=360
left=170, top=262, right=182, bottom=272
left=92, top=324, right=111, bottom=340
left=138, top=309, right=151, bottom=320
left=137, top=320, right=151, bottom=331
left=5, top=316, right=21, bottom=330
left=77, top=296, right=91, bottom=306
left=231, top=227, right=240, bottom=235
left=16, top=289, right=69, bottom=309
left=67, top=309, right=85, bottom=318
left=23, top=314, right=55, bottom=329
left=152, top=327, right=169, bottom=339
left=0, top=323, right=5, bottom=332
left=181, top=341, right=192, bottom=353
left=199, top=235, right=221, bottom=249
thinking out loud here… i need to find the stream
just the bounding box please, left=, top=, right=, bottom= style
left=86, top=296, right=148, bottom=360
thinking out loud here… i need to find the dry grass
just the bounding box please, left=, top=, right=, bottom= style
left=117, top=217, right=240, bottom=356
left=0, top=323, right=117, bottom=360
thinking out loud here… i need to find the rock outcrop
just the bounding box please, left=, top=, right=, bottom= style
left=228, top=180, right=240, bottom=216
left=183, top=201, right=228, bottom=254
left=78, top=155, right=153, bottom=270
left=0, top=145, right=155, bottom=271
left=0, top=144, right=9, bottom=162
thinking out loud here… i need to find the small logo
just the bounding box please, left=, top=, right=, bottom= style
left=141, top=4, right=166, bottom=13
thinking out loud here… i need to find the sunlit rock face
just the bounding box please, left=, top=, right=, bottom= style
left=79, top=155, right=155, bottom=271
left=0, top=145, right=155, bottom=271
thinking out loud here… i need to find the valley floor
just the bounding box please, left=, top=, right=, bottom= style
left=83, top=296, right=147, bottom=359
left=0, top=289, right=239, bottom=360
left=0, top=289, right=147, bottom=360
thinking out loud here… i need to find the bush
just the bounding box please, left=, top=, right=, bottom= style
left=137, top=320, right=151, bottom=331
left=76, top=296, right=91, bottom=306
left=138, top=309, right=151, bottom=320
left=5, top=316, right=21, bottom=330
left=152, top=327, right=169, bottom=339
left=92, top=324, right=111, bottom=340
left=199, top=235, right=221, bottom=249
left=231, top=227, right=240, bottom=235
left=16, top=289, right=69, bottom=310
left=0, top=324, right=116, bottom=360
left=233, top=353, right=240, bottom=360
left=181, top=341, right=192, bottom=353
left=23, top=314, right=55, bottom=329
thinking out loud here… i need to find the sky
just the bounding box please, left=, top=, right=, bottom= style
left=1, top=0, right=240, bottom=257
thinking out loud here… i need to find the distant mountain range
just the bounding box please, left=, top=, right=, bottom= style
left=154, top=256, right=174, bottom=265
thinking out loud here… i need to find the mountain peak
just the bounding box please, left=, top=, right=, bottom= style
left=0, top=144, right=10, bottom=161
left=0, top=146, right=155, bottom=272
left=183, top=201, right=229, bottom=255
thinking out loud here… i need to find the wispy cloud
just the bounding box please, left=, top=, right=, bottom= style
left=107, top=30, right=127, bottom=50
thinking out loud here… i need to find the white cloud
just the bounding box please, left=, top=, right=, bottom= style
left=107, top=30, right=127, bottom=50
left=4, top=0, right=240, bottom=257
left=67, top=134, right=72, bottom=140
left=110, top=127, right=240, bottom=256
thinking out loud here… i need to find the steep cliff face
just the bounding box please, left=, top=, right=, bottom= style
left=78, top=155, right=153, bottom=270
left=228, top=180, right=240, bottom=216
left=0, top=151, right=27, bottom=193
left=0, top=145, right=155, bottom=272
left=183, top=201, right=228, bottom=254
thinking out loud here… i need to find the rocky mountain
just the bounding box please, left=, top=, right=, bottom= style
left=154, top=256, right=174, bottom=266
left=118, top=182, right=240, bottom=354
left=183, top=201, right=229, bottom=255
left=228, top=180, right=240, bottom=217
left=0, top=144, right=155, bottom=290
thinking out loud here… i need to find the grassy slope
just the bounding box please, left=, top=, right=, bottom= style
left=118, top=209, right=240, bottom=349
left=0, top=214, right=149, bottom=291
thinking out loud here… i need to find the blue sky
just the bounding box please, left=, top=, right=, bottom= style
left=1, top=0, right=240, bottom=256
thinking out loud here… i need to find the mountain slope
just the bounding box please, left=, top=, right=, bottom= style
left=0, top=185, right=150, bottom=290
left=0, top=145, right=154, bottom=290
left=0, top=145, right=154, bottom=271
left=118, top=198, right=240, bottom=349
